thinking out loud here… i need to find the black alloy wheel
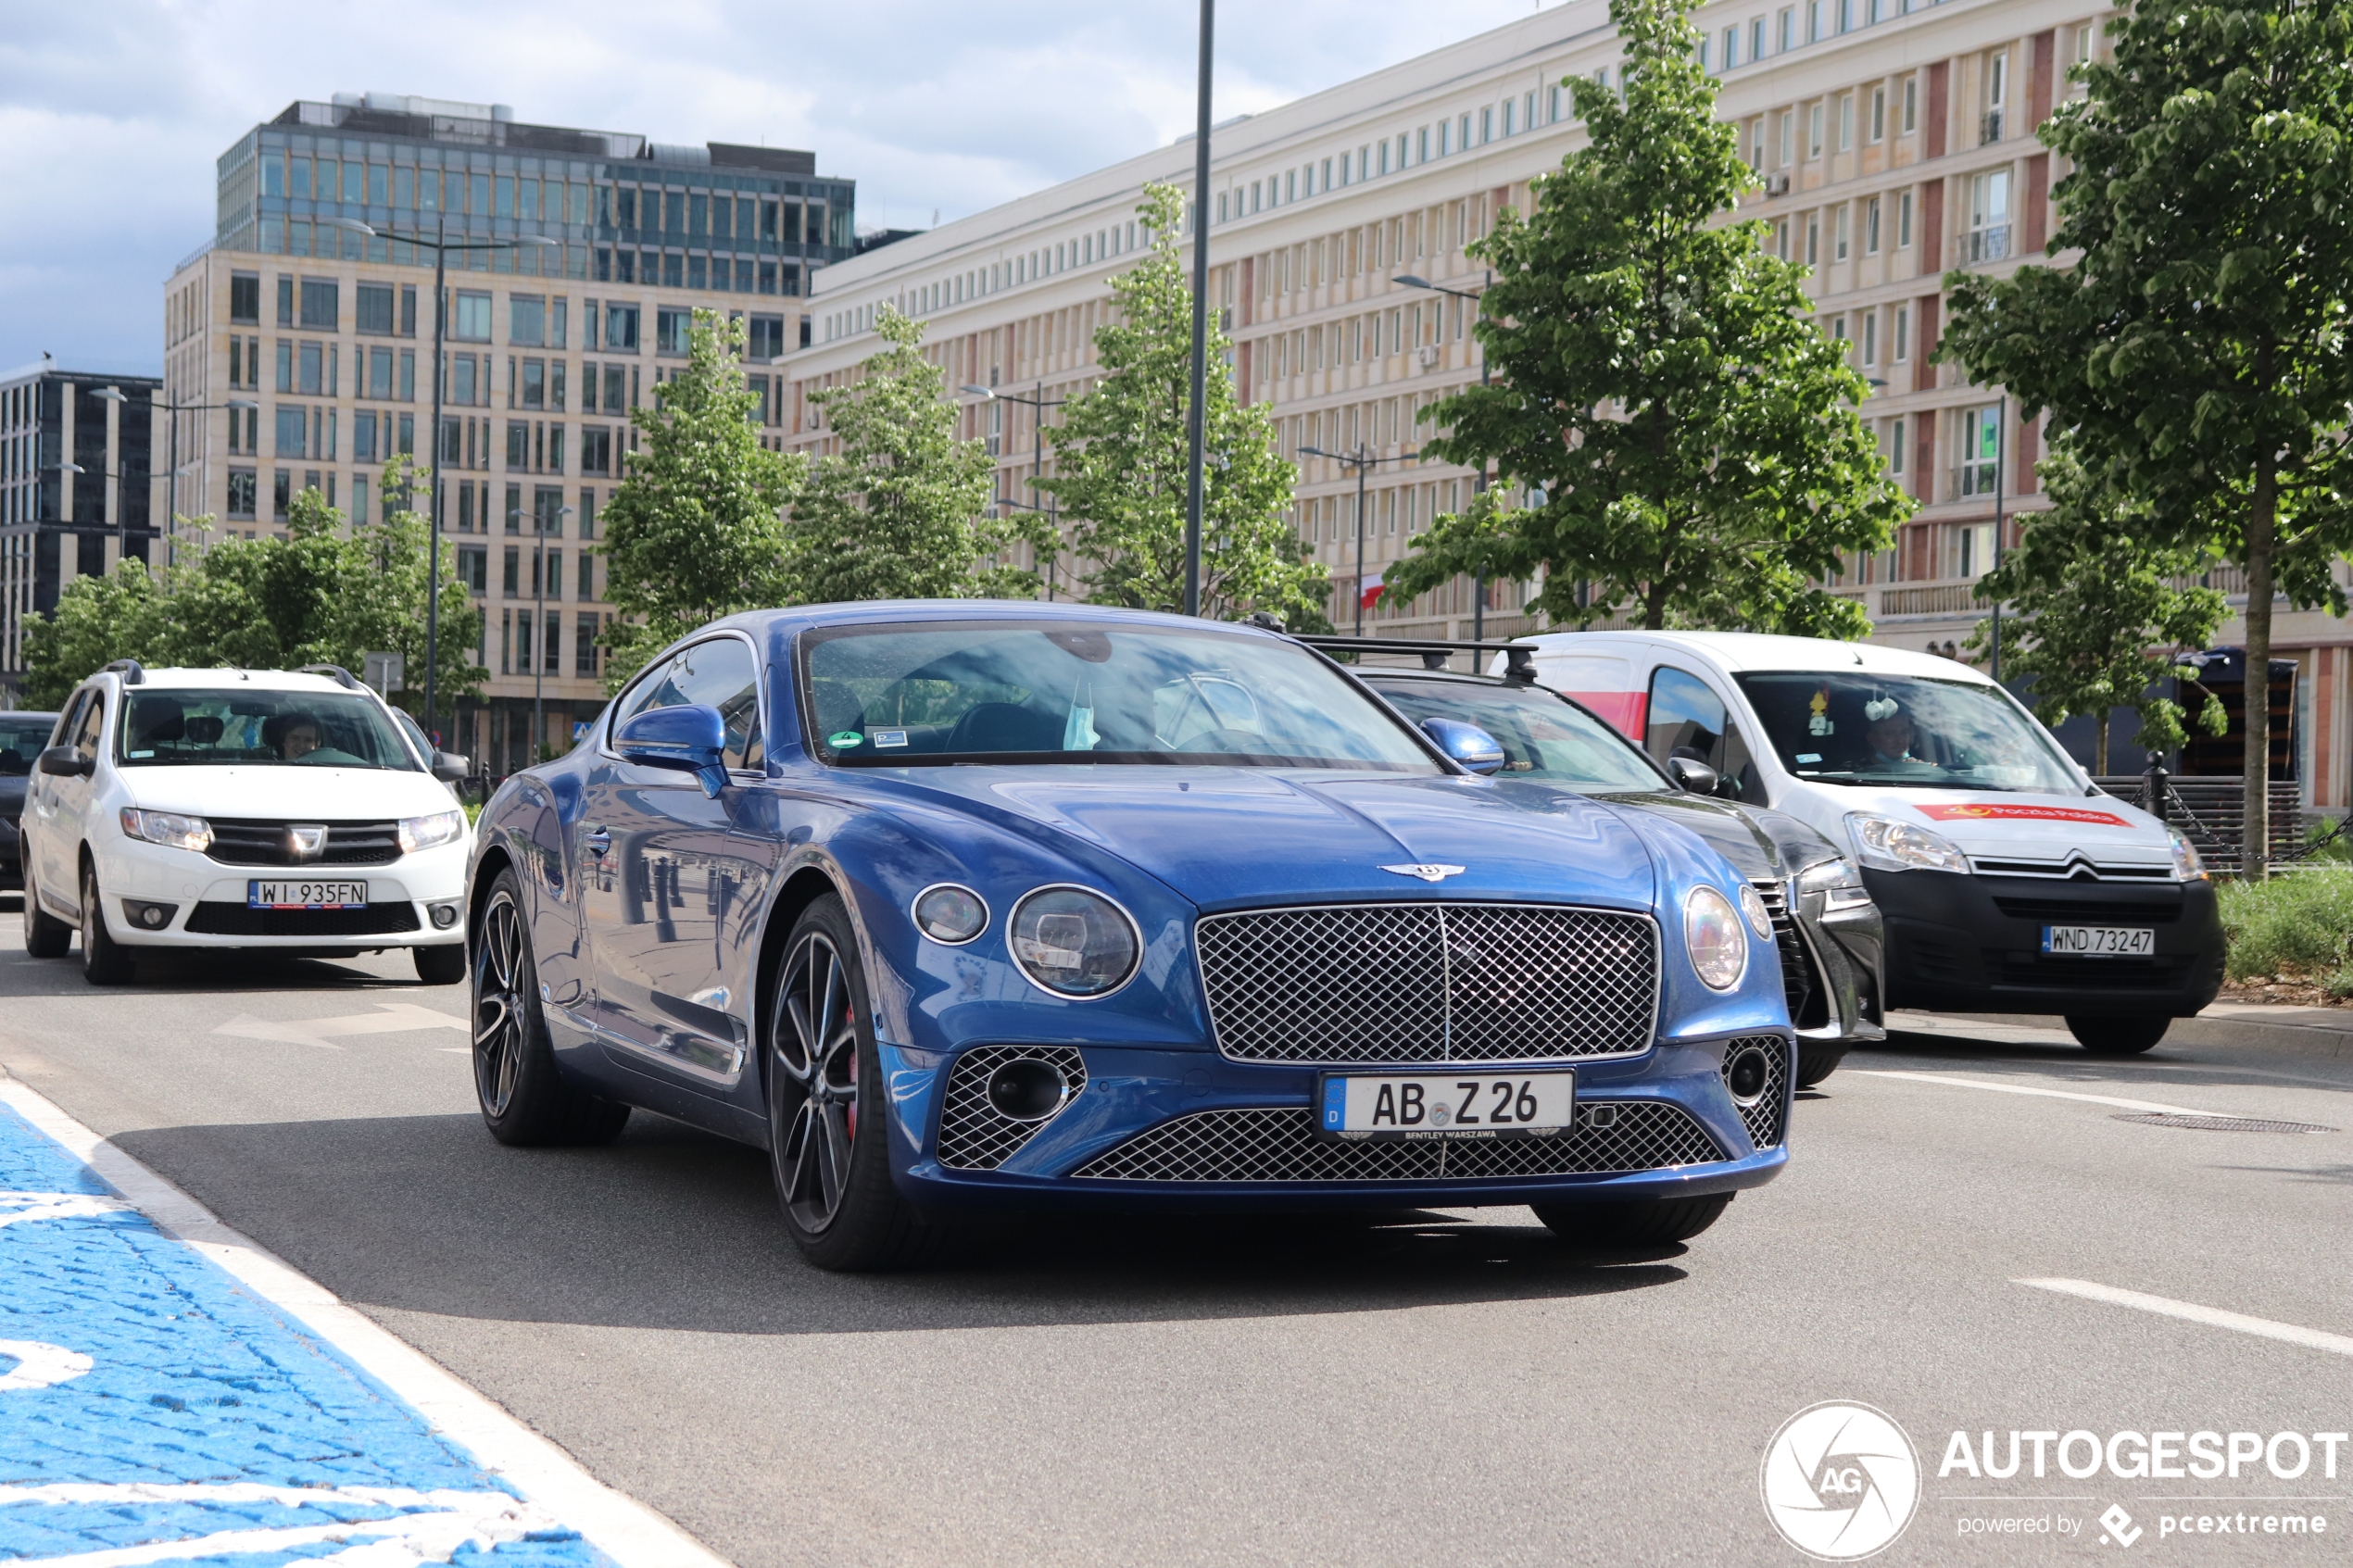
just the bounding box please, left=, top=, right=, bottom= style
left=470, top=870, right=630, bottom=1146
left=767, top=895, right=943, bottom=1271
left=79, top=865, right=134, bottom=985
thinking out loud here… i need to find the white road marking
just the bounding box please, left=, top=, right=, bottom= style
left=0, top=1339, right=93, bottom=1391
left=0, top=1074, right=732, bottom=1568
left=2018, top=1277, right=2353, bottom=1359
left=208, top=1004, right=469, bottom=1051
left=7, top=1502, right=555, bottom=1567
left=1850, top=1070, right=2209, bottom=1115
left=0, top=1190, right=129, bottom=1229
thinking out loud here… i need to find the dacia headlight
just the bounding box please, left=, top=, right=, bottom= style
left=1684, top=884, right=1748, bottom=992
left=1846, top=813, right=1969, bottom=874
left=2169, top=828, right=2207, bottom=883
left=120, top=808, right=212, bottom=853
left=1010, top=886, right=1141, bottom=998
left=397, top=809, right=466, bottom=854
left=1796, top=855, right=1874, bottom=909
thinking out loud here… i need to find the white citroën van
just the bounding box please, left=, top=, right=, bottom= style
left=1510, top=633, right=2224, bottom=1056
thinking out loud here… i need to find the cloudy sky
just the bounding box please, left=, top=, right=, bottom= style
left=0, top=0, right=1549, bottom=374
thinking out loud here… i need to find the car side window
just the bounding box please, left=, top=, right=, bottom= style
left=667, top=638, right=764, bottom=771
left=1645, top=666, right=1764, bottom=802
left=70, top=692, right=105, bottom=763
left=49, top=694, right=86, bottom=760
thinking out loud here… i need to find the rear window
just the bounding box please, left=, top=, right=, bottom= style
left=0, top=716, right=57, bottom=775
left=1362, top=678, right=1665, bottom=793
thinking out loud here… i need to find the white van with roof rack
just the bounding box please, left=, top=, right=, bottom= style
left=18, top=660, right=473, bottom=986
left=1508, top=632, right=2224, bottom=1055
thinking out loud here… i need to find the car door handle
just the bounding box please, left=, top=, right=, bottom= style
left=585, top=826, right=611, bottom=856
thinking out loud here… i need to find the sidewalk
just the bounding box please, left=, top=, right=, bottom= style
left=0, top=1078, right=719, bottom=1567
left=1885, top=1001, right=2353, bottom=1061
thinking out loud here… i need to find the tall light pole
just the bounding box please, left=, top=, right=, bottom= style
left=1394, top=271, right=1492, bottom=635
left=510, top=499, right=573, bottom=767
left=1987, top=393, right=2007, bottom=687
left=1303, top=444, right=1418, bottom=636
left=962, top=383, right=1066, bottom=596
left=1181, top=0, right=1214, bottom=617
left=328, top=218, right=557, bottom=746
left=149, top=396, right=256, bottom=565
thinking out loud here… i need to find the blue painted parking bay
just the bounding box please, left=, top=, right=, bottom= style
left=0, top=1098, right=617, bottom=1567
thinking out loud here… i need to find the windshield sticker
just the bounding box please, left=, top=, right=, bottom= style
left=872, top=729, right=908, bottom=748
left=828, top=731, right=864, bottom=749
left=1914, top=802, right=2130, bottom=827
left=1796, top=753, right=1822, bottom=764
left=1807, top=687, right=1834, bottom=736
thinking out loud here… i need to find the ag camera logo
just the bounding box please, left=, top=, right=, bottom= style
left=1761, top=1401, right=1922, bottom=1560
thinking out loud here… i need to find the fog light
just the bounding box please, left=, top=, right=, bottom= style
left=986, top=1058, right=1070, bottom=1122
left=1724, top=1045, right=1772, bottom=1107
left=428, top=902, right=460, bottom=930
left=121, top=898, right=176, bottom=930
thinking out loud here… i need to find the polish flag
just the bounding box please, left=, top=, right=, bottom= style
left=1359, top=567, right=1387, bottom=610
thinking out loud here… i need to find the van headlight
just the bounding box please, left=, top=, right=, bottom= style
left=1846, top=813, right=1969, bottom=873
left=120, top=808, right=212, bottom=853
left=1796, top=856, right=1874, bottom=909
left=1684, top=885, right=1748, bottom=992
left=397, top=809, right=466, bottom=854
left=2168, top=828, right=2207, bottom=883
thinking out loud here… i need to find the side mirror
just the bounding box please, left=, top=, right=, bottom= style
left=1419, top=717, right=1506, bottom=776
left=431, top=750, right=470, bottom=783
left=37, top=746, right=91, bottom=779
left=1667, top=755, right=1720, bottom=796
left=614, top=703, right=729, bottom=797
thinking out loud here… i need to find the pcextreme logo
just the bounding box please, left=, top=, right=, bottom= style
left=1761, top=1401, right=1923, bottom=1561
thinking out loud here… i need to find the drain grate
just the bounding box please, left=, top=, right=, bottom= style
left=2113, top=1112, right=2338, bottom=1135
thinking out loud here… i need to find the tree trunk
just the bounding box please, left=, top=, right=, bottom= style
left=2095, top=711, right=2108, bottom=777
left=2243, top=451, right=2276, bottom=880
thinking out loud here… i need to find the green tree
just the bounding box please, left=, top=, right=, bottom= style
left=19, top=562, right=171, bottom=709
left=1388, top=0, right=1907, bottom=635
left=1937, top=0, right=2353, bottom=873
left=350, top=455, right=488, bottom=712
left=1965, top=441, right=2228, bottom=773
left=598, top=308, right=804, bottom=687
left=784, top=305, right=1038, bottom=604
left=1040, top=183, right=1328, bottom=628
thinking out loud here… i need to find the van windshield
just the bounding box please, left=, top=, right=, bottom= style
left=1734, top=671, right=2082, bottom=793
left=116, top=689, right=422, bottom=771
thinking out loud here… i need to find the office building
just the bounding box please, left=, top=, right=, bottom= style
left=163, top=93, right=855, bottom=771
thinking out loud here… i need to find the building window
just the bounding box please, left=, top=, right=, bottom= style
left=1897, top=189, right=1914, bottom=248
left=1838, top=93, right=1853, bottom=151
left=1894, top=304, right=1910, bottom=361
left=577, top=612, right=600, bottom=675
left=274, top=406, right=307, bottom=458
left=1861, top=309, right=1878, bottom=364
left=452, top=291, right=492, bottom=342
left=1957, top=406, right=2001, bottom=497
left=1887, top=417, right=1906, bottom=474
left=2070, top=22, right=2095, bottom=96
left=578, top=489, right=597, bottom=541
left=504, top=482, right=522, bottom=533
left=1752, top=16, right=1768, bottom=59
left=1805, top=214, right=1819, bottom=267
left=458, top=544, right=487, bottom=594
left=503, top=546, right=520, bottom=596
left=1777, top=109, right=1794, bottom=167
left=657, top=307, right=691, bottom=355
left=227, top=469, right=258, bottom=519
left=277, top=276, right=295, bottom=326
left=605, top=304, right=640, bottom=351
left=510, top=295, right=545, bottom=346
left=1968, top=169, right=2012, bottom=262
left=230, top=274, right=261, bottom=325
left=298, top=280, right=337, bottom=330
left=522, top=360, right=546, bottom=410
left=1902, top=74, right=1918, bottom=134
left=1983, top=50, right=2009, bottom=144
left=1834, top=204, right=1850, bottom=261
left=1869, top=85, right=1887, bottom=143
left=1864, top=195, right=1881, bottom=254
left=1808, top=102, right=1824, bottom=159
left=357, top=283, right=394, bottom=335
left=354, top=410, right=377, bottom=462
left=272, top=469, right=292, bottom=521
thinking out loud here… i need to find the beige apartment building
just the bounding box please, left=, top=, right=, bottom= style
left=777, top=0, right=2350, bottom=809
left=159, top=93, right=854, bottom=772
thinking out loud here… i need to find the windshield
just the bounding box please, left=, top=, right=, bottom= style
left=1361, top=677, right=1667, bottom=793
left=0, top=717, right=56, bottom=776
left=1735, top=671, right=2082, bottom=793
left=116, top=689, right=422, bottom=771
left=802, top=622, right=1440, bottom=771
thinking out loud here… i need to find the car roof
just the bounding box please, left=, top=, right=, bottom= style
left=91, top=669, right=369, bottom=696
left=719, top=599, right=1292, bottom=641
left=1516, top=630, right=1991, bottom=684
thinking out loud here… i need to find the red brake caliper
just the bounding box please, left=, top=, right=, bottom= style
left=844, top=1005, right=857, bottom=1144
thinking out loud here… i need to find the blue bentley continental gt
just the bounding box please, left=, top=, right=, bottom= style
left=466, top=603, right=1794, bottom=1270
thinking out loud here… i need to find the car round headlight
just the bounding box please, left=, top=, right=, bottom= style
left=1684, top=885, right=1748, bottom=992
left=1738, top=882, right=1774, bottom=939
left=1009, top=886, right=1140, bottom=998
left=912, top=883, right=989, bottom=945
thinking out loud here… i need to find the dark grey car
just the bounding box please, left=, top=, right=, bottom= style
left=1330, top=648, right=1884, bottom=1087
left=0, top=711, right=61, bottom=891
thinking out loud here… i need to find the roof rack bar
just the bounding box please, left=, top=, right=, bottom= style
left=296, top=663, right=362, bottom=690
left=1292, top=634, right=1541, bottom=682
left=102, top=659, right=145, bottom=686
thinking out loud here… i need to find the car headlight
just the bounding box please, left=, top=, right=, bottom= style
left=1684, top=884, right=1748, bottom=992
left=397, top=809, right=466, bottom=854
left=1009, top=885, right=1141, bottom=998
left=1846, top=813, right=1969, bottom=874
left=912, top=883, right=989, bottom=944
left=2168, top=828, right=2207, bottom=883
left=1796, top=855, right=1874, bottom=909
left=1738, top=882, right=1775, bottom=939
left=120, top=808, right=212, bottom=853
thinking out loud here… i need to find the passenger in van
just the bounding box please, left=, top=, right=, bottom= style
left=1862, top=700, right=1939, bottom=775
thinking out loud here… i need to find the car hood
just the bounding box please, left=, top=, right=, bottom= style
left=862, top=767, right=1659, bottom=912
left=1835, top=784, right=2171, bottom=867
left=1588, top=790, right=1784, bottom=880
left=117, top=766, right=458, bottom=822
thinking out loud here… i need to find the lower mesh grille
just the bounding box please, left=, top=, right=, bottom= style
left=1722, top=1035, right=1790, bottom=1150
left=1069, top=1102, right=1726, bottom=1183
left=936, top=1046, right=1088, bottom=1170
left=183, top=901, right=420, bottom=936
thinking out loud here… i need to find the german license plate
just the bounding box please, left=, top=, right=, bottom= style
left=1319, top=1071, right=1574, bottom=1140
left=248, top=880, right=368, bottom=909
left=2042, top=924, right=2155, bottom=957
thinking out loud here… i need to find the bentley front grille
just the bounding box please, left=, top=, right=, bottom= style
left=1722, top=1035, right=1791, bottom=1150
left=935, top=1046, right=1088, bottom=1171
left=1069, top=1101, right=1725, bottom=1184
left=1193, top=902, right=1657, bottom=1065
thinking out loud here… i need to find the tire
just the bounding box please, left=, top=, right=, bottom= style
left=22, top=865, right=70, bottom=959
left=471, top=870, right=630, bottom=1146
left=413, top=943, right=467, bottom=985
left=1794, top=1043, right=1846, bottom=1089
left=1531, top=1192, right=1734, bottom=1246
left=2066, top=1013, right=2170, bottom=1056
left=79, top=865, right=134, bottom=986
left=766, top=895, right=944, bottom=1272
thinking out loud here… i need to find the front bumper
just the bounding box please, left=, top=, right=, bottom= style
left=879, top=1034, right=1791, bottom=1211
left=94, top=839, right=468, bottom=949
left=1865, top=868, right=2223, bottom=1017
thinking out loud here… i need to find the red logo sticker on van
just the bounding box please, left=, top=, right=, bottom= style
left=1914, top=802, right=2131, bottom=827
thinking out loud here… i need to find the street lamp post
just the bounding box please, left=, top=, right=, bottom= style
left=148, top=396, right=257, bottom=564
left=1302, top=444, right=1419, bottom=637
left=1988, top=393, right=2007, bottom=687
left=1393, top=271, right=1493, bottom=636
left=1182, top=0, right=1215, bottom=617
left=963, top=383, right=1067, bottom=596
left=329, top=218, right=557, bottom=746
left=509, top=500, right=573, bottom=768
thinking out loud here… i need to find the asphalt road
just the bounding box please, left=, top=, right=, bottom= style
left=2, top=902, right=2347, bottom=1567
